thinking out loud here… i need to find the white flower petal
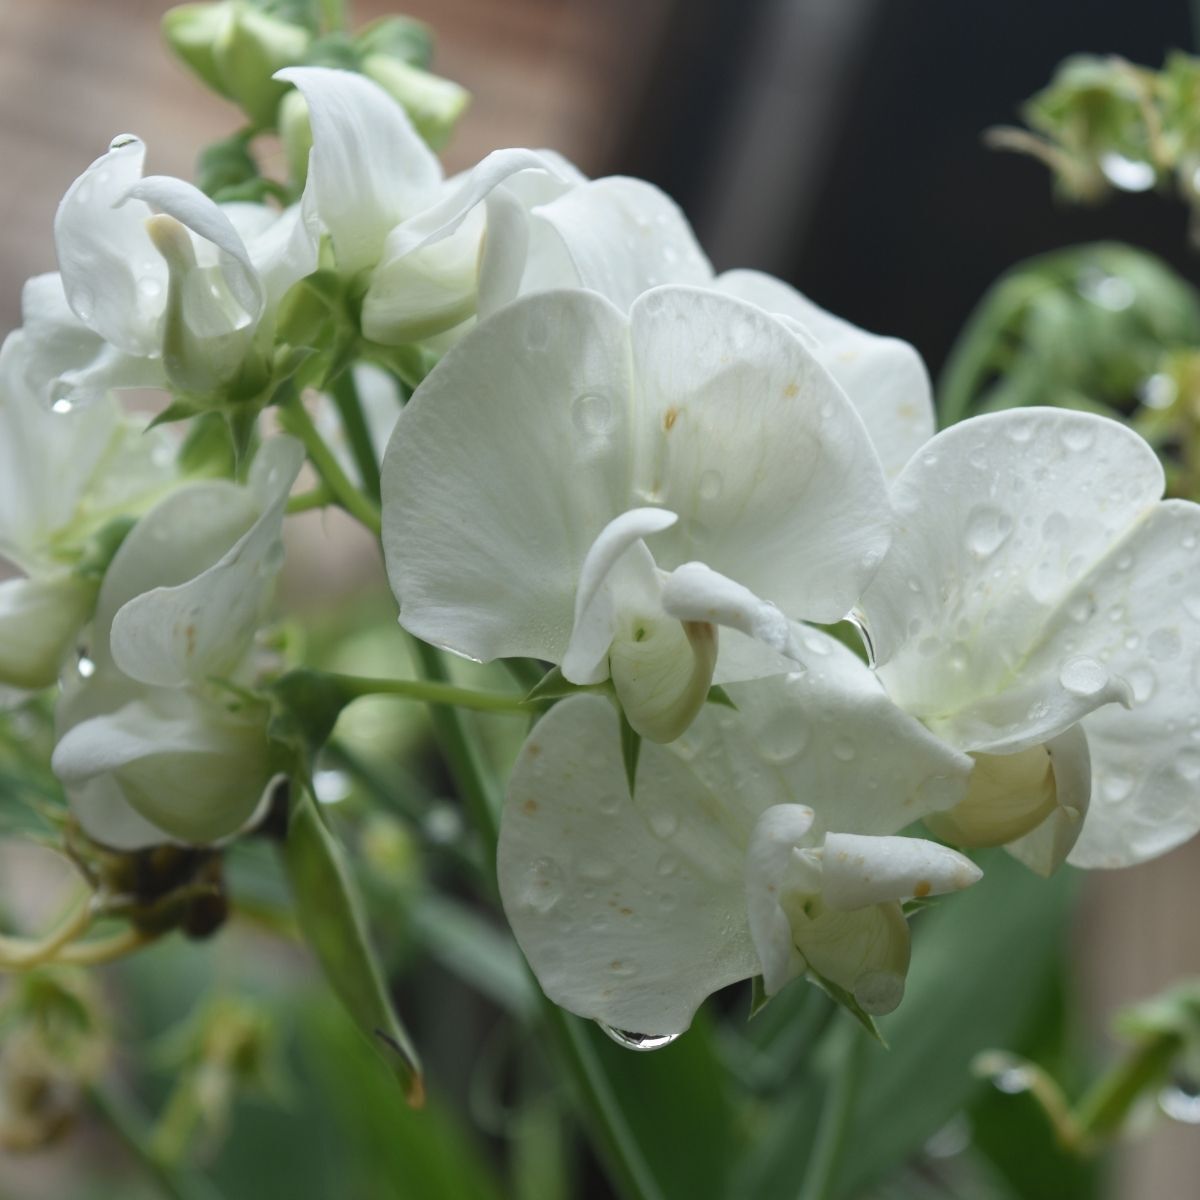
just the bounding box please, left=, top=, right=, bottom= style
left=499, top=694, right=760, bottom=1035
left=0, top=573, right=96, bottom=691
left=819, top=832, right=981, bottom=911
left=561, top=507, right=676, bottom=685
left=864, top=409, right=1164, bottom=732
left=70, top=775, right=178, bottom=851
left=660, top=561, right=795, bottom=658
left=716, top=270, right=934, bottom=479
left=53, top=688, right=270, bottom=845
left=275, top=67, right=442, bottom=273
left=109, top=437, right=303, bottom=686
left=54, top=135, right=163, bottom=355
left=526, top=176, right=713, bottom=310
left=382, top=289, right=634, bottom=663
left=240, top=191, right=321, bottom=312
left=627, top=287, right=892, bottom=622
left=1007, top=723, right=1091, bottom=875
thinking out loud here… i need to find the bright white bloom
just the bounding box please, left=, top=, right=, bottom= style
left=477, top=179, right=934, bottom=480
left=0, top=327, right=175, bottom=692
left=276, top=66, right=560, bottom=345
left=382, top=285, right=893, bottom=741
left=54, top=134, right=318, bottom=396
left=499, top=646, right=977, bottom=1035
left=52, top=437, right=303, bottom=847
left=859, top=407, right=1200, bottom=869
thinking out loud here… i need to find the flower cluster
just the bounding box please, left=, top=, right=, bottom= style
left=3, top=45, right=1199, bottom=1043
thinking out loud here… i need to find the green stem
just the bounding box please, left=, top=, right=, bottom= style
left=404, top=636, right=663, bottom=1200
left=1074, top=1030, right=1183, bottom=1147
left=797, top=1021, right=867, bottom=1200
left=286, top=485, right=334, bottom=515
left=319, top=0, right=349, bottom=34
left=279, top=398, right=381, bottom=536
left=334, top=671, right=533, bottom=716
left=331, top=370, right=382, bottom=502
left=87, top=1083, right=223, bottom=1200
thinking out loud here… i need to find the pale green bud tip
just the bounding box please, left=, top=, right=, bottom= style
left=145, top=213, right=197, bottom=272
left=361, top=55, right=471, bottom=149
left=610, top=617, right=717, bottom=744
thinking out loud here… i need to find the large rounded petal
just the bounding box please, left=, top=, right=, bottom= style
left=716, top=270, right=934, bottom=480
left=276, top=67, right=442, bottom=274
left=863, top=409, right=1165, bottom=737
left=628, top=287, right=892, bottom=622
left=499, top=694, right=759, bottom=1035
left=382, top=290, right=635, bottom=663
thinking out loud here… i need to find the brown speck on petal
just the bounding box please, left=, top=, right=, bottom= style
left=522, top=799, right=539, bottom=814
left=914, top=880, right=932, bottom=898
left=663, top=406, right=680, bottom=431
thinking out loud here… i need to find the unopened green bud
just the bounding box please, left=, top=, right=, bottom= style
left=277, top=86, right=313, bottom=188
left=0, top=573, right=97, bottom=691
left=361, top=54, right=470, bottom=150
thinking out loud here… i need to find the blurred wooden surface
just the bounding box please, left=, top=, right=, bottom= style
left=0, top=3, right=1197, bottom=1198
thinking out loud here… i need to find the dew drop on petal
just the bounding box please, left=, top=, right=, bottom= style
left=1058, top=656, right=1108, bottom=697
left=965, top=506, right=1013, bottom=559
left=597, top=1024, right=681, bottom=1052
left=76, top=651, right=96, bottom=679
left=521, top=856, right=564, bottom=913
left=656, top=853, right=680, bottom=877
left=1060, top=423, right=1095, bottom=453
left=698, top=468, right=723, bottom=501
left=1148, top=627, right=1182, bottom=662
left=756, top=711, right=810, bottom=764
left=832, top=737, right=856, bottom=762
left=1101, top=770, right=1135, bottom=803
left=648, top=809, right=679, bottom=839
left=51, top=396, right=74, bottom=415
left=572, top=392, right=614, bottom=440
left=1126, top=666, right=1157, bottom=704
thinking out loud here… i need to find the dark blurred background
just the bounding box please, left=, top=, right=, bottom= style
left=1, top=1, right=1198, bottom=1195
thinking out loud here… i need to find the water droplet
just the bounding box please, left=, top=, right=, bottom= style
left=76, top=651, right=96, bottom=679
left=1007, top=419, right=1034, bottom=445
left=648, top=809, right=678, bottom=839
left=597, top=1024, right=681, bottom=1052
left=947, top=643, right=970, bottom=672
left=138, top=276, right=162, bottom=299
left=521, top=857, right=564, bottom=913
left=313, top=768, right=352, bottom=804
left=1177, top=749, right=1200, bottom=783
left=1116, top=552, right=1134, bottom=572
left=572, top=392, right=614, bottom=439
left=1099, top=152, right=1156, bottom=193
left=1067, top=596, right=1095, bottom=623
left=1160, top=1079, right=1200, bottom=1124
left=1140, top=373, right=1177, bottom=411
left=1059, top=656, right=1108, bottom=697
left=1042, top=512, right=1069, bottom=540
left=662, top=244, right=679, bottom=265
left=965, top=506, right=1013, bottom=559
left=992, top=1066, right=1034, bottom=1094
left=579, top=857, right=616, bottom=882
left=832, top=737, right=856, bottom=762
left=698, top=469, right=723, bottom=501
left=1148, top=627, right=1182, bottom=662
left=1126, top=666, right=1157, bottom=704
left=1101, top=770, right=1134, bottom=803
left=51, top=397, right=74, bottom=415
left=1060, top=423, right=1095, bottom=452
left=109, top=133, right=140, bottom=151
left=845, top=611, right=876, bottom=667
left=70, top=287, right=95, bottom=322
left=656, top=853, right=680, bottom=877
left=756, top=710, right=810, bottom=763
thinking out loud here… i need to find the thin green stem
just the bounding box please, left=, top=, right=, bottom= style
left=87, top=1083, right=224, bottom=1200
left=319, top=0, right=349, bottom=34
left=797, top=1021, right=867, bottom=1200
left=1074, top=1031, right=1183, bottom=1147
left=286, top=485, right=334, bottom=515
left=331, top=370, right=382, bottom=502
left=334, top=671, right=533, bottom=716
left=404, top=636, right=662, bottom=1200
left=279, top=399, right=382, bottom=536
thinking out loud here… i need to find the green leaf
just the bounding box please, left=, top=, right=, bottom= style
left=354, top=15, right=434, bottom=68
left=748, top=974, right=770, bottom=1019
left=282, top=784, right=423, bottom=1105
left=523, top=664, right=609, bottom=704
left=806, top=969, right=886, bottom=1046
left=267, top=667, right=356, bottom=781
left=196, top=128, right=259, bottom=199
left=706, top=684, right=738, bottom=710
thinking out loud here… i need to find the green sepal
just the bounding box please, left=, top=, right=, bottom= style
left=618, top=707, right=642, bottom=799
left=523, top=665, right=612, bottom=704
left=303, top=30, right=360, bottom=71
left=748, top=975, right=771, bottom=1019
left=178, top=411, right=238, bottom=479
left=73, top=516, right=137, bottom=581
left=266, top=667, right=355, bottom=781
left=282, top=782, right=424, bottom=1106
left=163, top=3, right=234, bottom=99
left=148, top=399, right=205, bottom=429
left=807, top=969, right=887, bottom=1046
left=360, top=55, right=470, bottom=151
left=706, top=684, right=737, bottom=710
left=354, top=15, right=433, bottom=68
left=196, top=128, right=260, bottom=199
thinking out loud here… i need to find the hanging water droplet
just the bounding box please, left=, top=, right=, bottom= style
left=597, top=1023, right=681, bottom=1052
left=1160, top=1078, right=1200, bottom=1124
left=965, top=506, right=1013, bottom=559
left=51, top=396, right=74, bottom=415
left=76, top=651, right=96, bottom=679
left=1099, top=152, right=1156, bottom=193
left=313, top=768, right=352, bottom=804
left=109, top=132, right=140, bottom=151
left=1058, top=656, right=1108, bottom=697
left=845, top=610, right=876, bottom=667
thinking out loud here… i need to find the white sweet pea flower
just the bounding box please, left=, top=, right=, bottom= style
left=52, top=436, right=304, bottom=847
left=276, top=66, right=561, bottom=346
left=0, top=329, right=176, bottom=692
left=475, top=176, right=934, bottom=480
left=499, top=644, right=977, bottom=1036
left=858, top=407, right=1200, bottom=870
left=54, top=134, right=318, bottom=396
left=381, top=285, right=893, bottom=742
